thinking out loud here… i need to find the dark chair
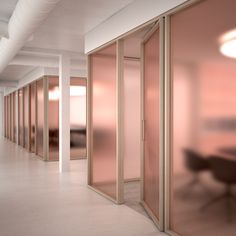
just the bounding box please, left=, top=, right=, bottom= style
left=179, top=149, right=210, bottom=198
left=201, top=156, right=236, bottom=222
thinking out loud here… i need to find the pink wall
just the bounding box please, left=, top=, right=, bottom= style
left=124, top=59, right=141, bottom=180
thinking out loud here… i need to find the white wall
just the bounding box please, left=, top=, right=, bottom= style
left=124, top=59, right=141, bottom=180
left=85, top=0, right=188, bottom=53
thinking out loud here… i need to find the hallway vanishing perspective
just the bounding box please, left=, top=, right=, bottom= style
left=0, top=138, right=164, bottom=236
left=1, top=0, right=236, bottom=236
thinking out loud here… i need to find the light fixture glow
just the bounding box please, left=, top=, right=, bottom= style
left=219, top=29, right=236, bottom=59
left=49, top=86, right=86, bottom=100
left=220, top=39, right=236, bottom=59
left=70, top=86, right=86, bottom=97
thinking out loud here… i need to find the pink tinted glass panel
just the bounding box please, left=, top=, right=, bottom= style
left=48, top=77, right=59, bottom=161
left=9, top=95, right=12, bottom=141
left=36, top=79, right=44, bottom=158
left=23, top=86, right=29, bottom=149
left=91, top=43, right=117, bottom=200
left=144, top=28, right=160, bottom=219
left=171, top=0, right=236, bottom=235
left=11, top=93, right=15, bottom=142
left=30, top=83, right=36, bottom=152
left=70, top=78, right=87, bottom=159
left=4, top=97, right=6, bottom=137
left=18, top=89, right=24, bottom=146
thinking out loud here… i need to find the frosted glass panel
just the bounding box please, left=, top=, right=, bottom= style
left=4, top=96, right=6, bottom=137
left=70, top=77, right=87, bottom=159
left=11, top=93, right=15, bottom=142
left=36, top=79, right=44, bottom=158
left=23, top=86, right=29, bottom=150
left=30, top=83, right=36, bottom=152
left=9, top=94, right=12, bottom=141
left=170, top=0, right=236, bottom=235
left=143, top=28, right=160, bottom=219
left=91, top=43, right=117, bottom=200
left=48, top=77, right=59, bottom=161
left=18, top=89, right=24, bottom=147
left=124, top=60, right=141, bottom=180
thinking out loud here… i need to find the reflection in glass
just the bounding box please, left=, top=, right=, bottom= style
left=143, top=28, right=160, bottom=219
left=18, top=89, right=24, bottom=147
left=70, top=77, right=87, bottom=159
left=170, top=0, right=236, bottom=235
left=90, top=43, right=117, bottom=200
left=30, top=83, right=36, bottom=152
left=36, top=79, right=44, bottom=158
left=48, top=77, right=59, bottom=161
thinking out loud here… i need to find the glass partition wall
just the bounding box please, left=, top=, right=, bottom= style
left=89, top=42, right=119, bottom=202
left=167, top=0, right=236, bottom=235
left=88, top=24, right=164, bottom=225
left=4, top=76, right=87, bottom=162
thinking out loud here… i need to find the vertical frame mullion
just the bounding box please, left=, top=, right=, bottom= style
left=87, top=55, right=92, bottom=185
left=116, top=39, right=124, bottom=204
left=159, top=16, right=165, bottom=231
left=164, top=15, right=174, bottom=235
left=43, top=77, right=49, bottom=161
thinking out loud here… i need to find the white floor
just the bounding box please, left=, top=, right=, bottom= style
left=0, top=138, right=166, bottom=236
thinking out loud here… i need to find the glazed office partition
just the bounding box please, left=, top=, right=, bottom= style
left=30, top=82, right=36, bottom=153
left=14, top=92, right=18, bottom=143
left=36, top=78, right=46, bottom=158
left=11, top=93, right=15, bottom=142
left=48, top=77, right=59, bottom=161
left=141, top=23, right=164, bottom=229
left=6, top=96, right=8, bottom=139
left=165, top=0, right=236, bottom=236
left=70, top=77, right=87, bottom=159
left=4, top=96, right=6, bottom=138
left=18, top=89, right=24, bottom=147
left=9, top=94, right=12, bottom=141
left=8, top=95, right=10, bottom=140
left=5, top=96, right=8, bottom=139
left=88, top=41, right=124, bottom=203
left=23, top=86, right=30, bottom=150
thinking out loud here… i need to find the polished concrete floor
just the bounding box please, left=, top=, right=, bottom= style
left=0, top=138, right=165, bottom=236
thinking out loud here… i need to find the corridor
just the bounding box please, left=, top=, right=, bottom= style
left=0, top=138, right=164, bottom=236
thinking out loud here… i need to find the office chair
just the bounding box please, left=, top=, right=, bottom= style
left=201, top=156, right=236, bottom=222
left=179, top=149, right=210, bottom=198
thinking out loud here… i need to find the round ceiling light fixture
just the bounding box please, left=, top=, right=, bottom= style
left=219, top=29, right=236, bottom=59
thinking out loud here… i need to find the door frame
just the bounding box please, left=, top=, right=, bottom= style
left=140, top=19, right=165, bottom=231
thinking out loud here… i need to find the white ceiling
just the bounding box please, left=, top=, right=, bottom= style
left=0, top=0, right=18, bottom=22
left=0, top=65, right=36, bottom=81
left=0, top=0, right=134, bottom=84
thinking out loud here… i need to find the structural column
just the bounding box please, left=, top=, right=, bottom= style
left=59, top=54, right=70, bottom=172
